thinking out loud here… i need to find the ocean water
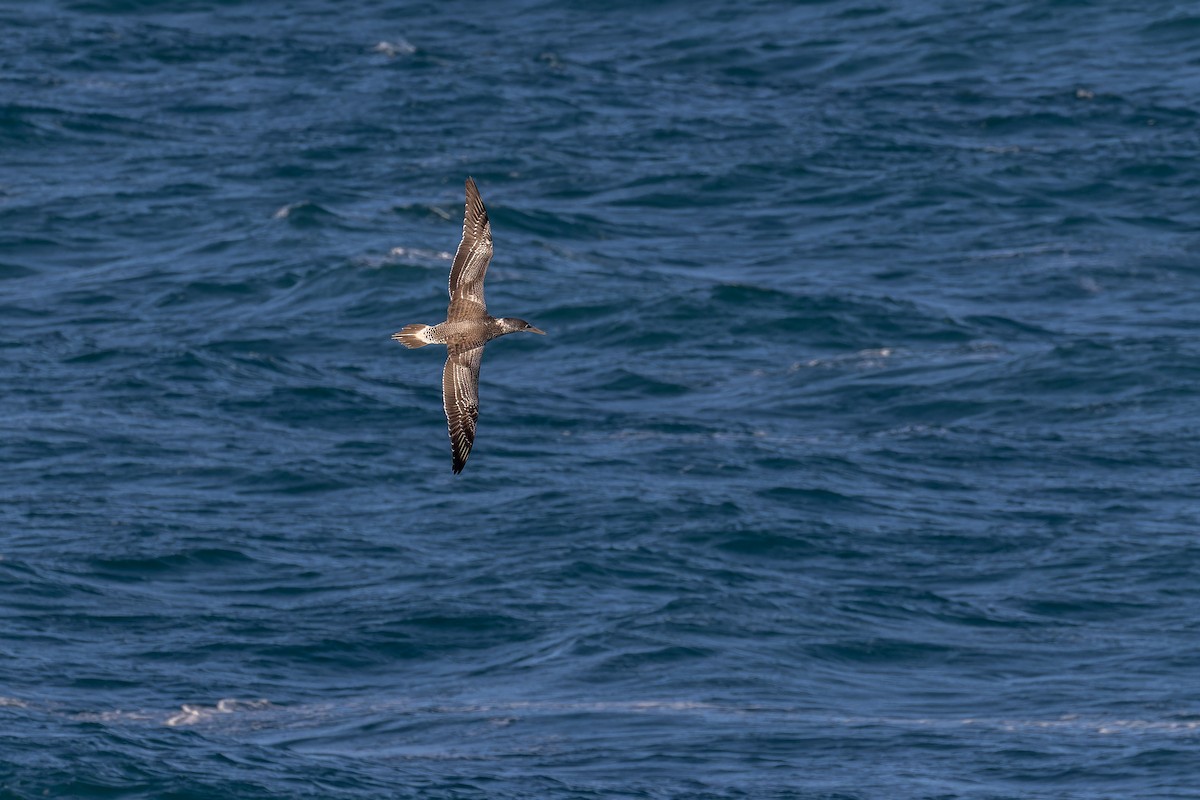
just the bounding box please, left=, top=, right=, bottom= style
left=3, top=1, right=1200, bottom=797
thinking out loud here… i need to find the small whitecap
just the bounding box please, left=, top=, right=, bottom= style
left=357, top=247, right=453, bottom=269
left=166, top=704, right=207, bottom=727
left=166, top=698, right=271, bottom=726
left=373, top=39, right=416, bottom=57
left=388, top=246, right=453, bottom=261
left=216, top=697, right=270, bottom=713
left=272, top=202, right=304, bottom=219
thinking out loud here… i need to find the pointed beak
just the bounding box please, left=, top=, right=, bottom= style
left=527, top=326, right=546, bottom=335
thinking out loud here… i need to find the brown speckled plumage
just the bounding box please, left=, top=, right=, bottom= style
left=392, top=178, right=546, bottom=474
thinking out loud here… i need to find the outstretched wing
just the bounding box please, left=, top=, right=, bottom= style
left=447, top=177, right=493, bottom=317
left=442, top=345, right=484, bottom=473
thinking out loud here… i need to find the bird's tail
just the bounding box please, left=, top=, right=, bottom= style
left=391, top=324, right=435, bottom=349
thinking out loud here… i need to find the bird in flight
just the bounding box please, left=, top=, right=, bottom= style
left=392, top=178, right=546, bottom=473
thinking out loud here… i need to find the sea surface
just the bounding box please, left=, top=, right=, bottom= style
left=3, top=1, right=1200, bottom=797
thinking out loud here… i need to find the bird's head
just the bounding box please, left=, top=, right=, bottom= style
left=499, top=318, right=546, bottom=336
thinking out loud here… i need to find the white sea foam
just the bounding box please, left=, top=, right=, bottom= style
left=357, top=247, right=454, bottom=269
left=166, top=698, right=272, bottom=727
left=272, top=202, right=306, bottom=220
left=12, top=693, right=1196, bottom=741
left=372, top=39, right=416, bottom=57
left=388, top=246, right=453, bottom=262
left=790, top=346, right=902, bottom=371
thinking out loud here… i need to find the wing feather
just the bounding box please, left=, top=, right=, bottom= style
left=442, top=345, right=484, bottom=473
left=447, top=177, right=493, bottom=317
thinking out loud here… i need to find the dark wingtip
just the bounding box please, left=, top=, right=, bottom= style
left=464, top=177, right=482, bottom=208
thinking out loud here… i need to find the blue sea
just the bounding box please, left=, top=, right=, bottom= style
left=3, top=1, right=1199, bottom=797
